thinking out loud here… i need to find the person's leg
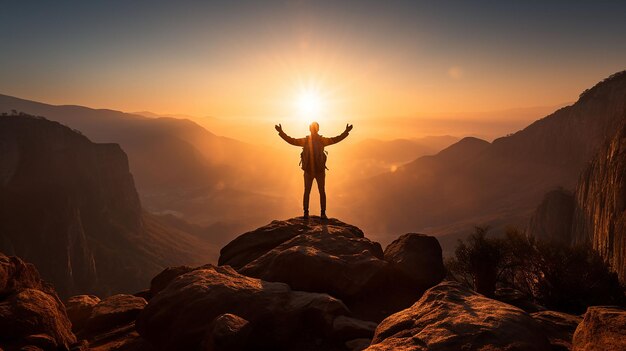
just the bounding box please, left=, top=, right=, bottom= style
left=303, top=172, right=314, bottom=217
left=316, top=171, right=326, bottom=218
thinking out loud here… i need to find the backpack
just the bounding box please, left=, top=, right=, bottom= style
left=300, top=135, right=328, bottom=173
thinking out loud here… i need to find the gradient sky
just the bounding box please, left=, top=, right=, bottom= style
left=1, top=0, right=625, bottom=137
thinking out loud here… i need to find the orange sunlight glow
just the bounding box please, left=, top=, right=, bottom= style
left=295, top=88, right=325, bottom=125
left=291, top=81, right=334, bottom=126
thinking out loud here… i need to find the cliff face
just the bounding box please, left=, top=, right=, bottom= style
left=0, top=115, right=211, bottom=296
left=572, top=122, right=626, bottom=282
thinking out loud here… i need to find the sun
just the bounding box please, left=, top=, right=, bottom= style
left=297, top=90, right=322, bottom=116
left=294, top=87, right=326, bottom=124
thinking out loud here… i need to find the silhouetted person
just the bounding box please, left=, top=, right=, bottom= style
left=275, top=122, right=353, bottom=219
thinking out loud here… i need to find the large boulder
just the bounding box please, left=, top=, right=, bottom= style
left=572, top=306, right=626, bottom=351
left=332, top=316, right=378, bottom=341
left=0, top=253, right=76, bottom=350
left=0, top=253, right=44, bottom=295
left=65, top=295, right=101, bottom=332
left=136, top=264, right=358, bottom=351
left=219, top=218, right=444, bottom=320
left=366, top=281, right=552, bottom=351
left=0, top=289, right=76, bottom=350
left=201, top=313, right=252, bottom=351
left=531, top=311, right=582, bottom=351
left=238, top=229, right=387, bottom=300
left=383, top=233, right=445, bottom=289
left=83, top=294, right=147, bottom=334
left=148, top=265, right=197, bottom=297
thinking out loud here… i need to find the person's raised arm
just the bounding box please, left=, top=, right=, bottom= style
left=275, top=124, right=306, bottom=146
left=322, top=123, right=353, bottom=146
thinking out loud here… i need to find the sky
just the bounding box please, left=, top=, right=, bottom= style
left=1, top=0, right=626, bottom=139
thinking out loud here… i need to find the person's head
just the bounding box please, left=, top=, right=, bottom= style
left=309, top=121, right=319, bottom=134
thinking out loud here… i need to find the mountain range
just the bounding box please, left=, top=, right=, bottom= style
left=335, top=71, right=626, bottom=252
left=1, top=71, right=625, bottom=260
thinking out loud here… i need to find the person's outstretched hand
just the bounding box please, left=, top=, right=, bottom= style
left=275, top=124, right=283, bottom=133
left=345, top=124, right=353, bottom=133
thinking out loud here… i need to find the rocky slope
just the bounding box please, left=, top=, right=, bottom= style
left=3, top=218, right=625, bottom=351
left=0, top=114, right=212, bottom=296
left=339, top=71, right=626, bottom=249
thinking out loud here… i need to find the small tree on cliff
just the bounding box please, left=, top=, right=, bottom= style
left=446, top=227, right=508, bottom=297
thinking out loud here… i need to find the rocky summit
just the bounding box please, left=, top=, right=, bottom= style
left=219, top=217, right=445, bottom=321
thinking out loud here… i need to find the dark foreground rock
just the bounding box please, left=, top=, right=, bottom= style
left=383, top=233, right=445, bottom=289
left=83, top=294, right=147, bottom=334
left=65, top=295, right=101, bottom=332
left=531, top=311, right=582, bottom=351
left=219, top=217, right=444, bottom=320
left=0, top=253, right=76, bottom=350
left=136, top=264, right=369, bottom=351
left=572, top=306, right=626, bottom=351
left=366, top=281, right=552, bottom=351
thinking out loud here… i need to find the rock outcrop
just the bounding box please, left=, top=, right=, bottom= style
left=366, top=281, right=552, bottom=351
left=572, top=306, right=626, bottom=351
left=383, top=233, right=445, bottom=289
left=218, top=217, right=445, bottom=320
left=572, top=123, right=626, bottom=282
left=136, top=264, right=363, bottom=351
left=0, top=252, right=76, bottom=350
left=0, top=114, right=212, bottom=296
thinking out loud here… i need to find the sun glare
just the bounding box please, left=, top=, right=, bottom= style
left=294, top=87, right=326, bottom=124
left=297, top=91, right=322, bottom=115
